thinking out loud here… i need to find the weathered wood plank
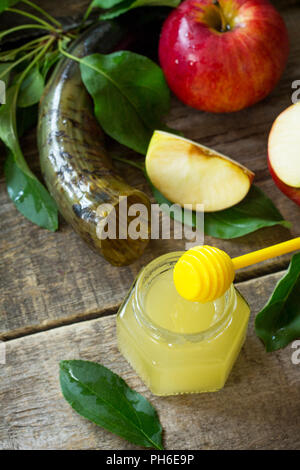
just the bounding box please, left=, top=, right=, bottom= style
left=1, top=5, right=300, bottom=339
left=0, top=0, right=296, bottom=36
left=0, top=271, right=299, bottom=450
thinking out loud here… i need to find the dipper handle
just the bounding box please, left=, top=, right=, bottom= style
left=174, top=238, right=300, bottom=303
left=232, top=237, right=300, bottom=270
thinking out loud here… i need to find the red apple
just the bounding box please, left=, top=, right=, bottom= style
left=268, top=102, right=300, bottom=206
left=159, top=0, right=289, bottom=113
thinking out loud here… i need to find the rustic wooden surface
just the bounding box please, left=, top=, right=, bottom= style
left=1, top=3, right=300, bottom=339
left=0, top=272, right=299, bottom=450
left=0, top=0, right=297, bottom=35
left=0, top=0, right=300, bottom=450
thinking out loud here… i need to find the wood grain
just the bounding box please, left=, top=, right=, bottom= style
left=0, top=271, right=299, bottom=450
left=0, top=0, right=297, bottom=36
left=1, top=3, right=300, bottom=339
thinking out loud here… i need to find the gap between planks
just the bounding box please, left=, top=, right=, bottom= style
left=0, top=267, right=286, bottom=342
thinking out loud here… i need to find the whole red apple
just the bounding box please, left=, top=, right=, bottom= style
left=159, top=0, right=289, bottom=113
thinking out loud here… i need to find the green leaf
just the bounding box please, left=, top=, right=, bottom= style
left=17, top=65, right=44, bottom=107
left=0, top=86, right=30, bottom=171
left=91, top=0, right=124, bottom=8
left=0, top=85, right=58, bottom=231
left=0, top=62, right=12, bottom=86
left=99, top=0, right=135, bottom=19
left=16, top=104, right=38, bottom=137
left=0, top=0, right=20, bottom=13
left=95, top=0, right=180, bottom=20
left=5, top=151, right=58, bottom=231
left=80, top=51, right=170, bottom=155
left=255, top=253, right=300, bottom=352
left=204, top=186, right=291, bottom=239
left=132, top=0, right=179, bottom=5
left=150, top=184, right=290, bottom=239
left=59, top=360, right=164, bottom=449
left=40, top=49, right=60, bottom=79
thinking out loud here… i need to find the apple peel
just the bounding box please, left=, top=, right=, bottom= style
left=268, top=102, right=300, bottom=189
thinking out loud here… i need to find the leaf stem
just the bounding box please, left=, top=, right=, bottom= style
left=8, top=37, right=56, bottom=166
left=58, top=39, right=80, bottom=62
left=21, top=0, right=62, bottom=28
left=0, top=23, right=51, bottom=40
left=212, top=0, right=229, bottom=32
left=17, top=37, right=55, bottom=88
left=0, top=44, right=45, bottom=80
left=81, top=3, right=94, bottom=26
left=7, top=7, right=58, bottom=32
left=58, top=38, right=100, bottom=71
left=7, top=37, right=55, bottom=116
left=0, top=35, right=51, bottom=60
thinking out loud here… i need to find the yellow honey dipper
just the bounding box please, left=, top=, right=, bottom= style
left=173, top=238, right=300, bottom=303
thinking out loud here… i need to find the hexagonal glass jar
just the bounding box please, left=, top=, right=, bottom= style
left=117, top=252, right=250, bottom=396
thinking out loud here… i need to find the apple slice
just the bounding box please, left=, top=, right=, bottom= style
left=145, top=131, right=254, bottom=212
left=268, top=102, right=300, bottom=206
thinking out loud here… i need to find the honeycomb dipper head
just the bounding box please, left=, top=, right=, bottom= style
left=173, top=245, right=235, bottom=303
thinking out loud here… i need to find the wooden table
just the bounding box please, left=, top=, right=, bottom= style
left=0, top=0, right=300, bottom=450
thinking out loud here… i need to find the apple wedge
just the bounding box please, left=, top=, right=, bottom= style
left=268, top=102, right=300, bottom=206
left=145, top=131, right=255, bottom=212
